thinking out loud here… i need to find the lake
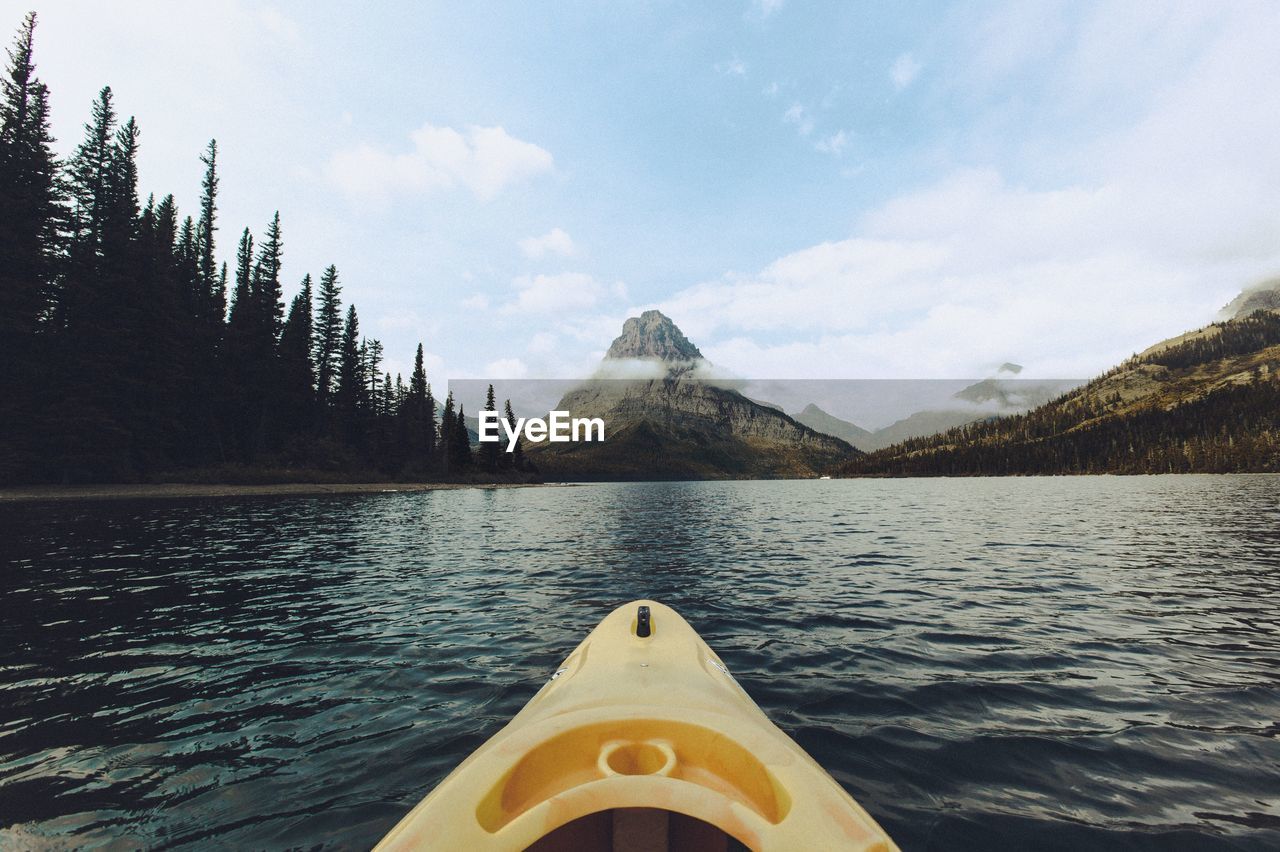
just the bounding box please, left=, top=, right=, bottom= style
left=2, top=477, right=1279, bottom=849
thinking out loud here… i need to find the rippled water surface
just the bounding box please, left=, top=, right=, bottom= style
left=2, top=477, right=1280, bottom=850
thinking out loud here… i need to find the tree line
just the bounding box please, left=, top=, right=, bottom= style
left=0, top=13, right=530, bottom=484
left=840, top=378, right=1280, bottom=476
left=1140, top=310, right=1280, bottom=370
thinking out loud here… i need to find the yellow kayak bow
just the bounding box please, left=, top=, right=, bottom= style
left=376, top=600, right=898, bottom=851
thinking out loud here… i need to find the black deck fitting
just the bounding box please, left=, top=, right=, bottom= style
left=636, top=605, right=652, bottom=638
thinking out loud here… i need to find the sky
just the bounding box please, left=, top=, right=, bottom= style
left=7, top=0, right=1280, bottom=385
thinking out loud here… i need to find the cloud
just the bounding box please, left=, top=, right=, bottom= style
left=528, top=332, right=559, bottom=354
left=327, top=124, right=553, bottom=203
left=629, top=4, right=1280, bottom=381
left=504, top=272, right=605, bottom=314
left=460, top=294, right=490, bottom=310
left=514, top=313, right=637, bottom=378
left=783, top=102, right=813, bottom=136
left=655, top=155, right=1279, bottom=379
left=890, top=53, right=922, bottom=90
left=715, top=57, right=747, bottom=76
left=592, top=358, right=672, bottom=380
left=815, top=130, right=850, bottom=155
left=375, top=311, right=444, bottom=343
left=482, top=357, right=529, bottom=379
left=762, top=81, right=780, bottom=97
left=754, top=0, right=785, bottom=19
left=557, top=312, right=632, bottom=347
left=519, top=227, right=577, bottom=259
left=256, top=6, right=301, bottom=43
left=377, top=310, right=425, bottom=331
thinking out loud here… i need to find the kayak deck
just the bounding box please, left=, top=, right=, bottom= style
left=376, top=600, right=897, bottom=851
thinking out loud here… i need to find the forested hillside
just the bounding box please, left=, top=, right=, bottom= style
left=838, top=310, right=1280, bottom=476
left=0, top=13, right=519, bottom=484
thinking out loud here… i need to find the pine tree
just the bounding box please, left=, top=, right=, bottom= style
left=154, top=197, right=217, bottom=467
left=503, top=399, right=523, bottom=471
left=234, top=212, right=283, bottom=457
left=227, top=228, right=253, bottom=334
left=150, top=197, right=179, bottom=304
left=67, top=86, right=115, bottom=253
left=174, top=215, right=197, bottom=312
left=452, top=404, right=472, bottom=470
left=364, top=338, right=384, bottom=412
left=312, top=264, right=342, bottom=408
left=480, top=383, right=500, bottom=472
left=357, top=337, right=368, bottom=394
left=252, top=211, right=283, bottom=343
left=400, top=342, right=430, bottom=473
left=335, top=303, right=363, bottom=441
left=134, top=192, right=186, bottom=470
left=221, top=226, right=257, bottom=460
left=0, top=12, right=64, bottom=480
left=196, top=139, right=221, bottom=325
left=277, top=274, right=314, bottom=441
left=409, top=343, right=427, bottom=399
left=0, top=13, right=60, bottom=335
left=105, top=116, right=148, bottom=471
left=59, top=86, right=116, bottom=346
left=101, top=116, right=140, bottom=292
left=440, top=390, right=456, bottom=476
left=424, top=380, right=437, bottom=461
left=56, top=88, right=147, bottom=479
left=172, top=147, right=219, bottom=465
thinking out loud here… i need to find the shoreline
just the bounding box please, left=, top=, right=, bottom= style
left=0, top=481, right=551, bottom=503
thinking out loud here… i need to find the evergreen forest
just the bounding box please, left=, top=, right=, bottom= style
left=0, top=13, right=529, bottom=485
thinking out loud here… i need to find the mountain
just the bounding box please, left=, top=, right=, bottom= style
left=794, top=376, right=1077, bottom=452
left=838, top=309, right=1280, bottom=476
left=527, top=311, right=857, bottom=480
left=606, top=310, right=704, bottom=362
left=793, top=403, right=982, bottom=452
left=952, top=376, right=1074, bottom=409
left=1219, top=278, right=1280, bottom=320
left=792, top=404, right=874, bottom=448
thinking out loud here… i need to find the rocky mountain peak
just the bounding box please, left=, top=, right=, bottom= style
left=535, top=310, right=856, bottom=479
left=605, top=310, right=704, bottom=362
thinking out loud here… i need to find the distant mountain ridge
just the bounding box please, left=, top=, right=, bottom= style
left=792, top=404, right=873, bottom=447
left=793, top=375, right=1077, bottom=452
left=839, top=308, right=1280, bottom=475
left=528, top=312, right=856, bottom=479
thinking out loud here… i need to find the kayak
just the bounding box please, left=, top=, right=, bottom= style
left=376, top=600, right=898, bottom=851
